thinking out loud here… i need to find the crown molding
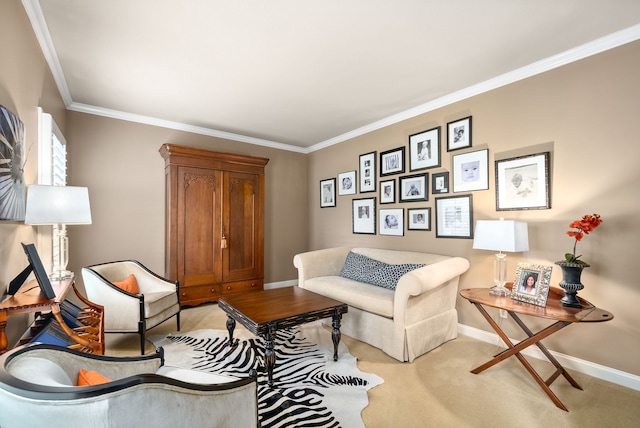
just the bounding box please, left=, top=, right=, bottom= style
left=23, top=0, right=640, bottom=154
left=22, top=0, right=73, bottom=106
left=308, top=23, right=640, bottom=153
left=68, top=102, right=307, bottom=153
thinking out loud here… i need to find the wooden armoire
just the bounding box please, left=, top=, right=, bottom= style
left=159, top=144, right=269, bottom=306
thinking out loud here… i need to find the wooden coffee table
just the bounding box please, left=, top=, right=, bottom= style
left=217, top=286, right=348, bottom=386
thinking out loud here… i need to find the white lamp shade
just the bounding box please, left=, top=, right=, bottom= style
left=25, top=185, right=92, bottom=225
left=473, top=219, right=529, bottom=252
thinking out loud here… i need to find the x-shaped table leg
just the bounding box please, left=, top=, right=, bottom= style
left=470, top=302, right=582, bottom=411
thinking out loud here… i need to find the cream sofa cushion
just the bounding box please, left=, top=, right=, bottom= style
left=303, top=276, right=394, bottom=318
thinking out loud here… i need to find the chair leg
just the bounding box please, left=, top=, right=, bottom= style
left=138, top=319, right=146, bottom=355
left=176, top=312, right=181, bottom=332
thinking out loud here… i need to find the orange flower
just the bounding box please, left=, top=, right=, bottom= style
left=564, top=214, right=602, bottom=264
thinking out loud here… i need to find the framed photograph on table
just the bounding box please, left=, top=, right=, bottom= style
left=409, top=127, right=441, bottom=171
left=379, top=208, right=404, bottom=236
left=496, top=152, right=550, bottom=211
left=407, top=208, right=431, bottom=231
left=511, top=262, right=553, bottom=307
left=380, top=147, right=405, bottom=176
left=352, top=197, right=376, bottom=234
left=435, top=194, right=473, bottom=238
left=359, top=151, right=376, bottom=193
left=447, top=116, right=472, bottom=151
left=399, top=173, right=428, bottom=202
left=379, top=179, right=395, bottom=204
left=319, top=178, right=336, bottom=208
left=338, top=171, right=357, bottom=195
left=432, top=171, right=449, bottom=194
left=452, top=149, right=489, bottom=193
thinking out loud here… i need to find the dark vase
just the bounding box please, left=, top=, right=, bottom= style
left=555, top=261, right=589, bottom=308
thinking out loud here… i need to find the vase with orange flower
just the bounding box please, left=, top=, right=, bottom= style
left=555, top=213, right=603, bottom=308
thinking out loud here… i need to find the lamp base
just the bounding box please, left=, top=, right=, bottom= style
left=49, top=270, right=73, bottom=280
left=489, top=285, right=510, bottom=296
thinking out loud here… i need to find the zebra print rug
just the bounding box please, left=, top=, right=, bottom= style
left=151, top=321, right=383, bottom=428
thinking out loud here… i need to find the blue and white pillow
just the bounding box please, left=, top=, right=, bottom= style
left=339, top=251, right=425, bottom=290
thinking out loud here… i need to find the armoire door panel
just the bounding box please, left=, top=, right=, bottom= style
left=178, top=167, right=222, bottom=286
left=223, top=171, right=260, bottom=282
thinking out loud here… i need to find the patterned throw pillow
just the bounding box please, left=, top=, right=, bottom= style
left=339, top=251, right=425, bottom=290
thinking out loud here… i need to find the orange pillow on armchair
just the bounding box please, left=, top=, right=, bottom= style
left=77, top=368, right=111, bottom=386
left=112, top=274, right=139, bottom=294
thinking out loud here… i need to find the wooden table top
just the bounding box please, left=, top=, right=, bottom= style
left=218, top=286, right=348, bottom=333
left=1, top=278, right=72, bottom=314
left=460, top=284, right=613, bottom=323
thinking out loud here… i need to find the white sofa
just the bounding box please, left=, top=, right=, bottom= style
left=293, top=247, right=470, bottom=362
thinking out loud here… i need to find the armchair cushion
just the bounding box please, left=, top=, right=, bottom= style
left=112, top=273, right=139, bottom=294
left=340, top=250, right=425, bottom=290
left=8, top=356, right=73, bottom=386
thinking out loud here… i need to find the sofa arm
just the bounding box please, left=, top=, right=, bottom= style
left=393, top=257, right=470, bottom=316
left=293, top=247, right=352, bottom=287
left=396, top=257, right=470, bottom=297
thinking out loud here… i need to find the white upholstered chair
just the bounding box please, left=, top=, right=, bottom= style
left=81, top=260, right=180, bottom=354
left=0, top=343, right=259, bottom=428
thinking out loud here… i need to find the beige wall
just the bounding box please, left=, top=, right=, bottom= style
left=2, top=0, right=639, bottom=378
left=307, top=41, right=640, bottom=376
left=65, top=112, right=308, bottom=284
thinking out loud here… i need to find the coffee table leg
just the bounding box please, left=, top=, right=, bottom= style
left=332, top=310, right=342, bottom=361
left=264, top=325, right=276, bottom=387
left=226, top=316, right=238, bottom=347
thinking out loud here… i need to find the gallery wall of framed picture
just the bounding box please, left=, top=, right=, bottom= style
left=317, top=114, right=552, bottom=238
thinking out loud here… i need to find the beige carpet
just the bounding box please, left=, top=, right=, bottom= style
left=106, top=303, right=640, bottom=428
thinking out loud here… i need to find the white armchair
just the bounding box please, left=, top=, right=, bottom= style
left=0, top=343, right=259, bottom=428
left=81, top=260, right=180, bottom=354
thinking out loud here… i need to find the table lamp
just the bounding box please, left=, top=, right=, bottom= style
left=24, top=185, right=92, bottom=279
left=473, top=218, right=529, bottom=296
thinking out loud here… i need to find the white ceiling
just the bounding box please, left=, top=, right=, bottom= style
left=23, top=0, right=640, bottom=152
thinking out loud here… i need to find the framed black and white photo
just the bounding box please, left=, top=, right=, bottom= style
left=447, top=116, right=472, bottom=151
left=452, top=148, right=489, bottom=193
left=409, top=127, right=441, bottom=171
left=320, top=178, right=336, bottom=208
left=511, top=262, right=553, bottom=307
left=432, top=171, right=449, bottom=194
left=496, top=152, right=550, bottom=211
left=379, top=179, right=395, bottom=204
left=407, top=208, right=431, bottom=231
left=352, top=197, right=376, bottom=234
left=380, top=147, right=405, bottom=176
left=359, top=151, right=376, bottom=193
left=379, top=208, right=404, bottom=236
left=435, top=194, right=473, bottom=239
left=338, top=170, right=357, bottom=195
left=399, top=173, right=428, bottom=202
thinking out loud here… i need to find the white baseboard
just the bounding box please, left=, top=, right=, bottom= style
left=264, top=279, right=297, bottom=290
left=458, top=323, right=640, bottom=392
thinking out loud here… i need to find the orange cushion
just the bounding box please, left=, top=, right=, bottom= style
left=77, top=368, right=111, bottom=386
left=112, top=274, right=139, bottom=294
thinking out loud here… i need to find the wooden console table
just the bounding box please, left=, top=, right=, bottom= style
left=459, top=284, right=613, bottom=411
left=0, top=276, right=104, bottom=355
